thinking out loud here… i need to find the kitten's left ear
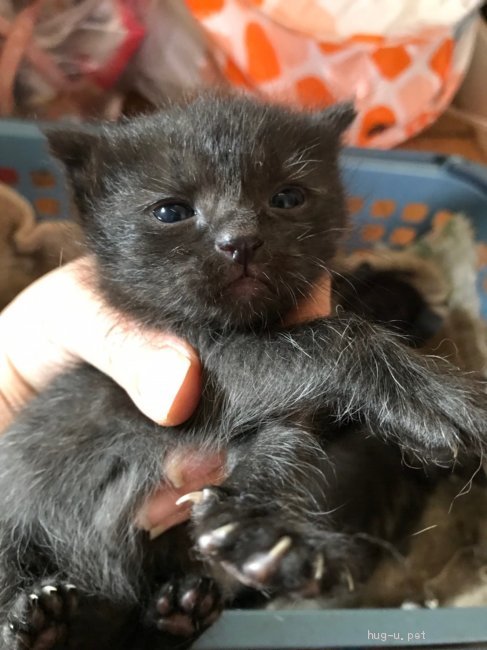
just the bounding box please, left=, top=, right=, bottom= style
left=45, top=126, right=100, bottom=170
left=313, top=101, right=357, bottom=136
left=44, top=126, right=106, bottom=223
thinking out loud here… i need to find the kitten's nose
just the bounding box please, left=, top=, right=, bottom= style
left=216, top=235, right=264, bottom=265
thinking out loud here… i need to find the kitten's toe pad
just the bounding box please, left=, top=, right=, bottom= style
left=148, top=575, right=222, bottom=638
left=3, top=580, right=78, bottom=649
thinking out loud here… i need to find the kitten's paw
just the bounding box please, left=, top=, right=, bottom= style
left=381, top=362, right=487, bottom=460
left=147, top=575, right=222, bottom=637
left=3, top=580, right=78, bottom=650
left=188, top=488, right=349, bottom=596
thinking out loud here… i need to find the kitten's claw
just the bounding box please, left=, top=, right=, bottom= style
left=176, top=488, right=217, bottom=507
left=176, top=491, right=205, bottom=506
left=41, top=585, right=57, bottom=595
left=342, top=566, right=355, bottom=592
left=269, top=536, right=293, bottom=559
left=313, top=553, right=325, bottom=581
left=198, top=523, right=238, bottom=554
left=241, top=536, right=292, bottom=585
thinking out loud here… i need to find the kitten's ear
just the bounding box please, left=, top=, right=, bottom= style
left=44, top=127, right=106, bottom=221
left=313, top=101, right=357, bottom=136
left=45, top=127, right=99, bottom=169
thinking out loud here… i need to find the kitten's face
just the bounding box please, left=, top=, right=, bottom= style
left=48, top=94, right=354, bottom=330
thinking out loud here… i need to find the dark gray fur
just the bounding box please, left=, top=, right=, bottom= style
left=0, top=93, right=486, bottom=649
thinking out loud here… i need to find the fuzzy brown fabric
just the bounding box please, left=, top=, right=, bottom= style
left=0, top=182, right=83, bottom=310
left=360, top=475, right=487, bottom=608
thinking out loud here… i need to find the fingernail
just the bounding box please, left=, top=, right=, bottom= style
left=165, top=450, right=225, bottom=488
left=136, top=347, right=192, bottom=424
left=149, top=524, right=167, bottom=540
left=181, top=454, right=225, bottom=483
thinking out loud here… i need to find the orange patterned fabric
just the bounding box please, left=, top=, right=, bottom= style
left=371, top=46, right=411, bottom=79
left=185, top=0, right=480, bottom=147
left=186, top=0, right=225, bottom=19
left=245, top=23, right=281, bottom=82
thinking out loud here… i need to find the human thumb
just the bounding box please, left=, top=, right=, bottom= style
left=106, top=337, right=202, bottom=426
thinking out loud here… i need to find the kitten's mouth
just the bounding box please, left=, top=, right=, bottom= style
left=225, top=269, right=271, bottom=299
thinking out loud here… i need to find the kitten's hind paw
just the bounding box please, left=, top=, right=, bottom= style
left=190, top=487, right=353, bottom=597
left=2, top=580, right=78, bottom=650
left=147, top=575, right=222, bottom=638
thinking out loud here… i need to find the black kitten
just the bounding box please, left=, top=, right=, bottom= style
left=333, top=263, right=445, bottom=346
left=0, top=93, right=486, bottom=650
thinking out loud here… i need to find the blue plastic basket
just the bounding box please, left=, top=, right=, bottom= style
left=0, top=120, right=70, bottom=222
left=1, top=119, right=487, bottom=649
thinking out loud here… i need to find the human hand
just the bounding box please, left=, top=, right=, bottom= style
left=0, top=256, right=202, bottom=430
left=0, top=256, right=331, bottom=535
left=0, top=256, right=217, bottom=536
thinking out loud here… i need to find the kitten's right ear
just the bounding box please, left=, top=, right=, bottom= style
left=313, top=101, right=357, bottom=137
left=44, top=127, right=105, bottom=220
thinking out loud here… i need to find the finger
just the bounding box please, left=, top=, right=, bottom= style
left=136, top=450, right=227, bottom=534
left=0, top=258, right=202, bottom=426
left=136, top=465, right=226, bottom=536
left=120, top=343, right=202, bottom=426
left=145, top=504, right=193, bottom=539
left=284, top=273, right=332, bottom=325
left=0, top=351, right=37, bottom=432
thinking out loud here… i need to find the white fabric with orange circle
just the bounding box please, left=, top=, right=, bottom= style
left=185, top=0, right=482, bottom=147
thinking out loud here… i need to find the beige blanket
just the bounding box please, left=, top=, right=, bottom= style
left=0, top=181, right=83, bottom=310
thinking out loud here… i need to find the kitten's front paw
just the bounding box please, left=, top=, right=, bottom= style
left=183, top=488, right=350, bottom=597
left=146, top=574, right=222, bottom=638
left=393, top=378, right=487, bottom=459
left=2, top=580, right=78, bottom=650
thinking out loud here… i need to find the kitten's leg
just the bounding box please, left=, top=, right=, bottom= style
left=210, top=315, right=487, bottom=462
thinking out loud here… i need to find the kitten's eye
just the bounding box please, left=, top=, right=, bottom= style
left=152, top=201, right=195, bottom=224
left=270, top=187, right=305, bottom=209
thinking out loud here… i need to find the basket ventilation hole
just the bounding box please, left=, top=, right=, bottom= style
left=370, top=199, right=395, bottom=218
left=361, top=224, right=385, bottom=242
left=0, top=167, right=19, bottom=185
left=347, top=196, right=364, bottom=214
left=477, top=244, right=487, bottom=269
left=389, top=228, right=416, bottom=246
left=34, top=198, right=60, bottom=217
left=31, top=170, right=56, bottom=188
left=433, top=210, right=453, bottom=230
left=402, top=203, right=428, bottom=223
